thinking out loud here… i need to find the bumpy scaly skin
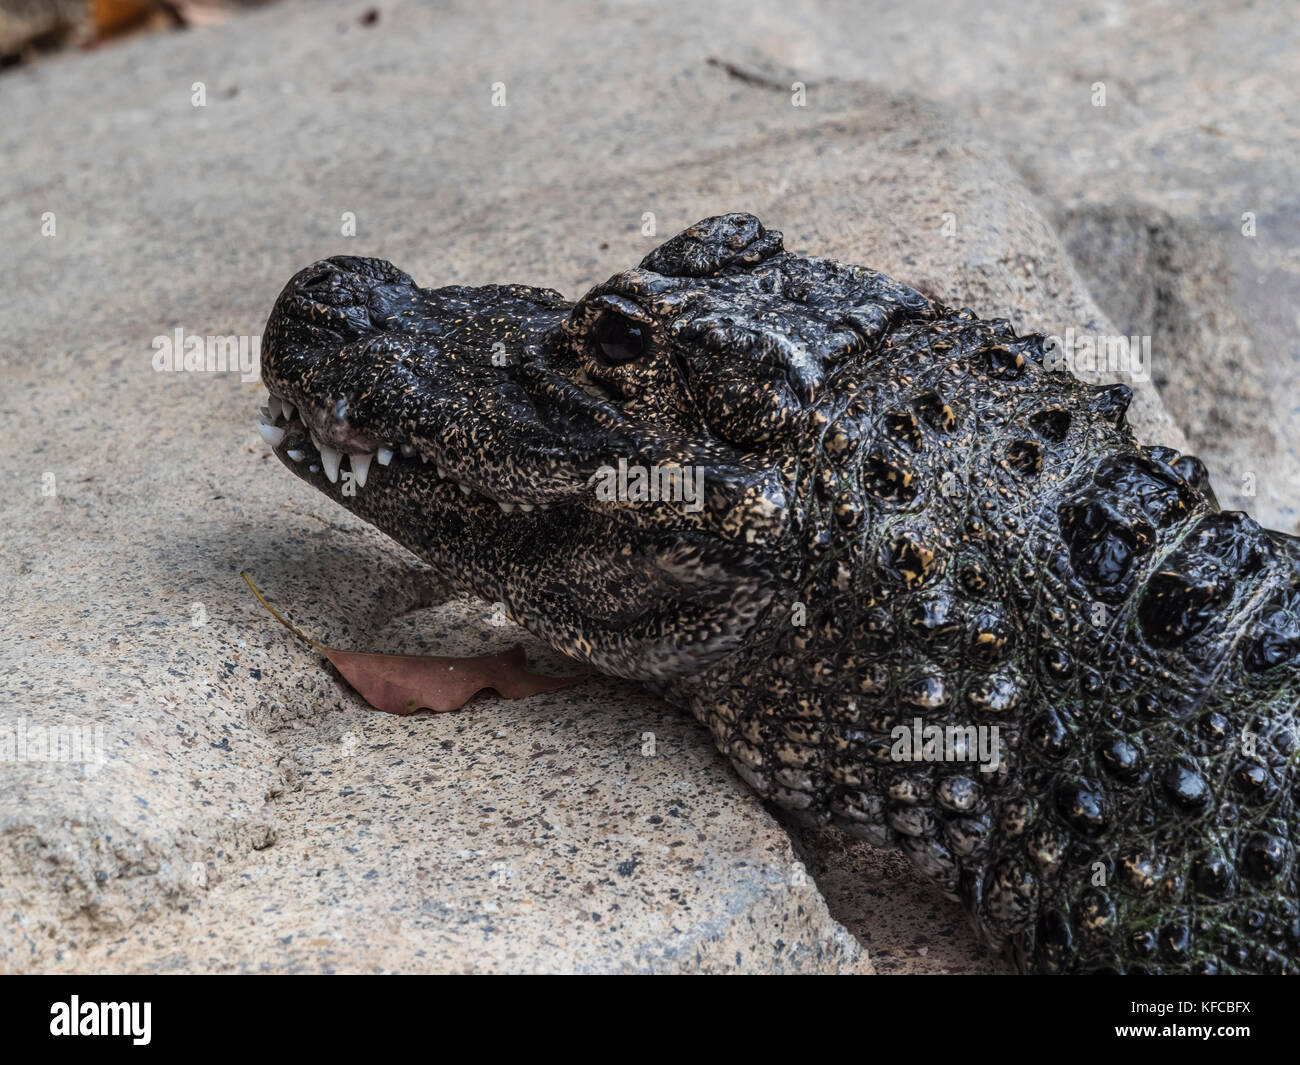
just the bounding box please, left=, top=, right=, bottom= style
left=259, top=214, right=1300, bottom=973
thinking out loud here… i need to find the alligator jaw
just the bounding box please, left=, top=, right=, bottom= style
left=255, top=254, right=788, bottom=682
left=256, top=396, right=781, bottom=684
left=256, top=394, right=557, bottom=512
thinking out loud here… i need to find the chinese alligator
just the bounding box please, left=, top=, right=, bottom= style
left=257, top=213, right=1300, bottom=974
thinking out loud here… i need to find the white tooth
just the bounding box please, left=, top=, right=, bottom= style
left=283, top=401, right=296, bottom=422
left=376, top=447, right=394, bottom=466
left=519, top=503, right=535, bottom=512
left=287, top=449, right=306, bottom=462
left=267, top=395, right=283, bottom=420
left=459, top=483, right=472, bottom=496
left=258, top=405, right=273, bottom=424
left=309, top=464, right=320, bottom=474
left=401, top=444, right=416, bottom=457
left=351, top=452, right=373, bottom=487
left=258, top=423, right=286, bottom=448
left=320, top=446, right=342, bottom=483
left=498, top=501, right=516, bottom=514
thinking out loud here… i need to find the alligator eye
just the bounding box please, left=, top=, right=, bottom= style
left=593, top=313, right=648, bottom=364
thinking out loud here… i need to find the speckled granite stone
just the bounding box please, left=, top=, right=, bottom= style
left=0, top=0, right=1216, bottom=974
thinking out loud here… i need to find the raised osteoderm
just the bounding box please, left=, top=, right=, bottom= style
left=259, top=214, right=1300, bottom=974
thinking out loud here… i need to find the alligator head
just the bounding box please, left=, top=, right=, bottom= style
left=259, top=214, right=898, bottom=686
left=260, top=214, right=1300, bottom=974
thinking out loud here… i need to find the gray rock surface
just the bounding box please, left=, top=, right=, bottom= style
left=1, top=0, right=1286, bottom=974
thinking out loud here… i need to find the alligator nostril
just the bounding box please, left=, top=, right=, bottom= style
left=299, top=270, right=341, bottom=293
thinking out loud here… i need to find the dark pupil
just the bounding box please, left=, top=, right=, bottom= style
left=595, top=314, right=646, bottom=364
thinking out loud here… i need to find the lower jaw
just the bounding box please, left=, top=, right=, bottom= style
left=257, top=399, right=556, bottom=515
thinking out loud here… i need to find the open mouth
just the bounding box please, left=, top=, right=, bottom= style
left=255, top=391, right=554, bottom=513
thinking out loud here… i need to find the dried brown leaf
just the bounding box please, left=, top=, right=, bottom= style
left=242, top=571, right=577, bottom=715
